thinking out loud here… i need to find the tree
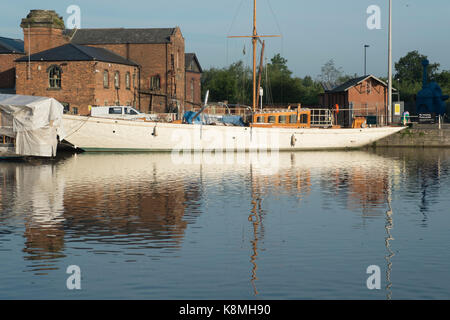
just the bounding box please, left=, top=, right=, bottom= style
left=393, top=51, right=448, bottom=111
left=201, top=54, right=324, bottom=106
left=201, top=61, right=251, bottom=104
left=318, top=59, right=344, bottom=84
left=395, top=50, right=440, bottom=84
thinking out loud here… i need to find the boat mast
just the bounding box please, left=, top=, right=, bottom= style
left=256, top=41, right=265, bottom=110
left=228, top=0, right=281, bottom=113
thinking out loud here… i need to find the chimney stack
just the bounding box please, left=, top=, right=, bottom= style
left=21, top=10, right=67, bottom=55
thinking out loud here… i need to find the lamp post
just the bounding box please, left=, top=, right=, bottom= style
left=364, top=45, right=370, bottom=76
left=387, top=0, right=393, bottom=124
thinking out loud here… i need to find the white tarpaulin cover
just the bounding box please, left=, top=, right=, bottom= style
left=0, top=94, right=66, bottom=157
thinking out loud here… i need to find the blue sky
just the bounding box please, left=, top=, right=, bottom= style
left=1, top=0, right=449, bottom=78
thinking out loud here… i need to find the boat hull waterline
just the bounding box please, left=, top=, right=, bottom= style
left=62, top=115, right=405, bottom=152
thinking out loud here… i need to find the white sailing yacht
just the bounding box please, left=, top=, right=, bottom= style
left=61, top=1, right=405, bottom=152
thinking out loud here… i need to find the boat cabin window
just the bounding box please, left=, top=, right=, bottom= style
left=268, top=116, right=276, bottom=123
left=257, top=116, right=265, bottom=123
left=290, top=114, right=297, bottom=124
left=279, top=115, right=287, bottom=124
left=300, top=114, right=308, bottom=124
left=109, top=107, right=123, bottom=115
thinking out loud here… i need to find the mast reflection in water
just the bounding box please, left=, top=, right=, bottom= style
left=1, top=149, right=450, bottom=299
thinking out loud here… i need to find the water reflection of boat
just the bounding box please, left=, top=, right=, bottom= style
left=0, top=151, right=404, bottom=278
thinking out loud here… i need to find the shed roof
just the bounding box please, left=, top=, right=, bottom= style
left=327, top=75, right=393, bottom=93
left=16, top=43, right=139, bottom=66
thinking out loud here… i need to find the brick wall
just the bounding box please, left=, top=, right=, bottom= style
left=93, top=62, right=139, bottom=109
left=320, top=92, right=348, bottom=109
left=15, top=60, right=136, bottom=115
left=348, top=78, right=387, bottom=117
left=0, top=53, right=24, bottom=88
left=23, top=27, right=68, bottom=55
left=84, top=28, right=186, bottom=114
left=320, top=78, right=388, bottom=117
left=185, top=71, right=202, bottom=110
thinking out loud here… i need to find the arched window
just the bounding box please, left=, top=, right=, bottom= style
left=191, top=79, right=194, bottom=101
left=48, top=65, right=62, bottom=89
left=103, top=70, right=109, bottom=88
left=126, top=72, right=131, bottom=89
left=114, top=71, right=120, bottom=89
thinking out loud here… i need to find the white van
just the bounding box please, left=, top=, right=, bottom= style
left=90, top=106, right=151, bottom=120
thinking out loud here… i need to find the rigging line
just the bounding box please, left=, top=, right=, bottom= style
left=266, top=0, right=283, bottom=37
left=226, top=38, right=229, bottom=66
left=227, top=0, right=246, bottom=37
left=226, top=0, right=245, bottom=66
left=63, top=116, right=90, bottom=139
left=266, top=0, right=284, bottom=105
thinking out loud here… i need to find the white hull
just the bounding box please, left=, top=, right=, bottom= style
left=62, top=115, right=405, bottom=152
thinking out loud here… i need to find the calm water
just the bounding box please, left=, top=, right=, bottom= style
left=0, top=149, right=449, bottom=300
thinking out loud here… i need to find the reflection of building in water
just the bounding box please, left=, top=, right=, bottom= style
left=317, top=157, right=391, bottom=215
left=0, top=162, right=66, bottom=268
left=0, top=163, right=16, bottom=212
left=57, top=154, right=203, bottom=244
left=373, top=148, right=450, bottom=222
left=347, top=167, right=389, bottom=214
left=0, top=154, right=203, bottom=269
left=61, top=177, right=199, bottom=243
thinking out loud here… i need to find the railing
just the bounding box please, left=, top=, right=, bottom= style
left=310, top=109, right=333, bottom=127
left=319, top=103, right=390, bottom=127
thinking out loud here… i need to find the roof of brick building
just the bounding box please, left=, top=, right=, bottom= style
left=0, top=36, right=25, bottom=54
left=67, top=28, right=177, bottom=45
left=326, top=75, right=392, bottom=93
left=15, top=43, right=139, bottom=66
left=185, top=53, right=202, bottom=73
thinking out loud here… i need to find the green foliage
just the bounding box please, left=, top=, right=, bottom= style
left=201, top=61, right=252, bottom=104
left=395, top=50, right=440, bottom=84
left=394, top=51, right=449, bottom=109
left=201, top=54, right=324, bottom=106
left=200, top=50, right=449, bottom=110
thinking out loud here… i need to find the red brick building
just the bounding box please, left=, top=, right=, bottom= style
left=68, top=27, right=188, bottom=113
left=0, top=37, right=25, bottom=90
left=319, top=75, right=392, bottom=125
left=16, top=43, right=139, bottom=115
left=0, top=9, right=203, bottom=115
left=185, top=53, right=203, bottom=109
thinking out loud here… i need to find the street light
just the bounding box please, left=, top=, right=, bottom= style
left=388, top=0, right=393, bottom=124
left=364, top=44, right=370, bottom=76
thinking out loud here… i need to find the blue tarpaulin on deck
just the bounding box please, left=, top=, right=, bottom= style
left=183, top=111, right=244, bottom=126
